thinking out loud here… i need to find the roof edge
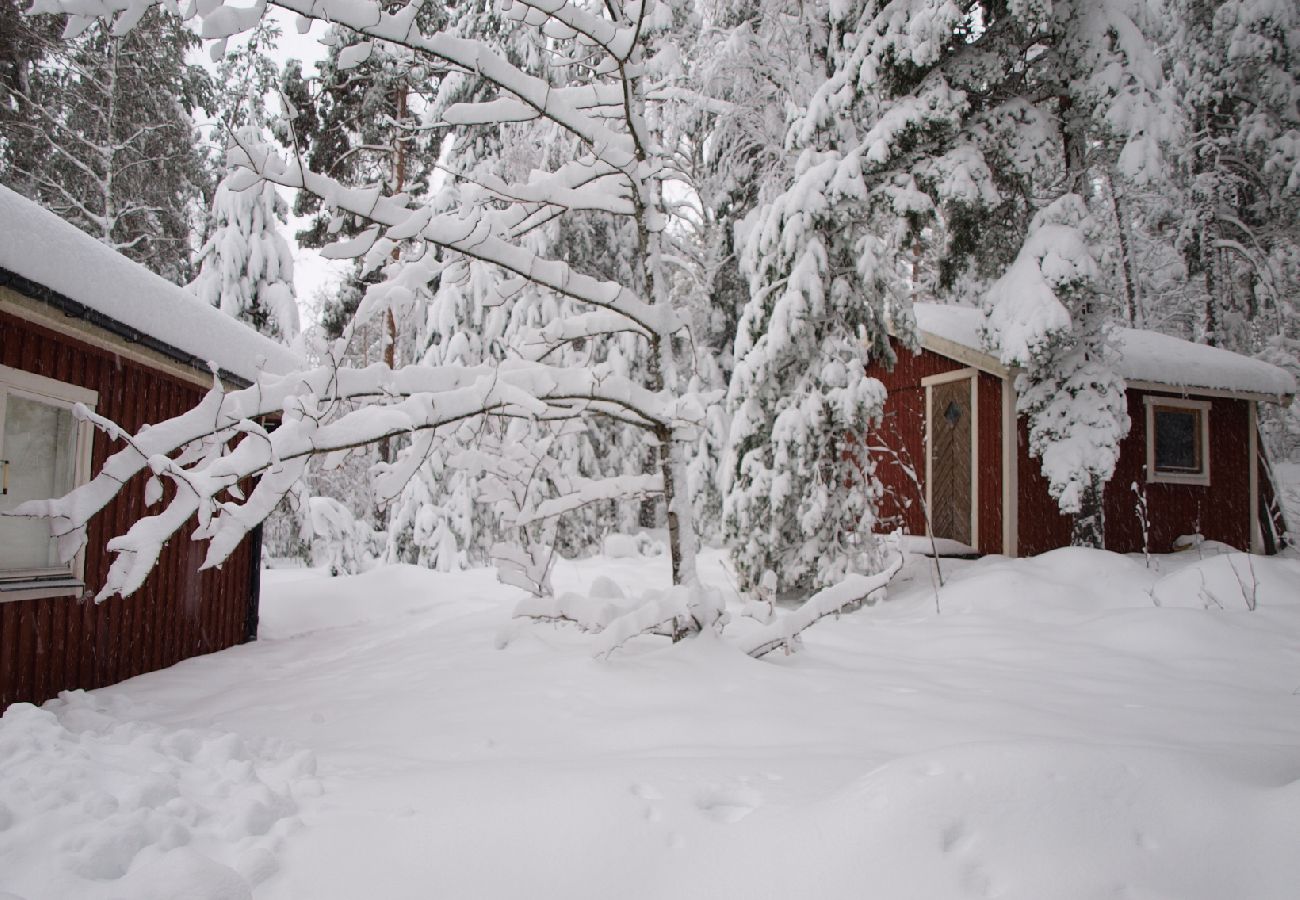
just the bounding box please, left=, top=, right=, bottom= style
left=1125, top=379, right=1294, bottom=406
left=0, top=266, right=253, bottom=390
left=915, top=331, right=1010, bottom=379
left=911, top=329, right=1293, bottom=405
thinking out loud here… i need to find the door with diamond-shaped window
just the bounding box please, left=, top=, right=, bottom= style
left=930, top=377, right=973, bottom=545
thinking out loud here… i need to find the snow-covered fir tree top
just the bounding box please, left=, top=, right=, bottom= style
left=910, top=303, right=1296, bottom=400
left=0, top=185, right=301, bottom=382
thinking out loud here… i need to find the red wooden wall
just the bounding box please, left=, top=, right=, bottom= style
left=873, top=340, right=1256, bottom=557
left=868, top=341, right=1003, bottom=555
left=1014, top=390, right=1252, bottom=555
left=1106, top=391, right=1250, bottom=552
left=1, top=308, right=258, bottom=711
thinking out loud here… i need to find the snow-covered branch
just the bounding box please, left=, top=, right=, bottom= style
left=11, top=358, right=678, bottom=600
left=515, top=474, right=662, bottom=526
left=228, top=142, right=679, bottom=337
left=739, top=552, right=904, bottom=659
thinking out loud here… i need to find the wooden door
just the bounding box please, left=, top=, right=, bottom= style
left=930, top=377, right=973, bottom=545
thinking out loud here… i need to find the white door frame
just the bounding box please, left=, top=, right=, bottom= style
left=1001, top=375, right=1018, bottom=557
left=923, top=367, right=979, bottom=550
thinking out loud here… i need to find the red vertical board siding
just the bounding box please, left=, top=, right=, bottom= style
left=1016, top=390, right=1252, bottom=556
left=976, top=373, right=1002, bottom=556
left=0, top=604, right=18, bottom=708
left=870, top=341, right=962, bottom=537
left=32, top=593, right=52, bottom=705
left=868, top=340, right=1004, bottom=553
left=1103, top=391, right=1250, bottom=553
left=1, top=308, right=258, bottom=711
left=1016, top=417, right=1074, bottom=556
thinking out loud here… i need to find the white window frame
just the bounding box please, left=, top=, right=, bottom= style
left=0, top=363, right=97, bottom=601
left=1144, top=396, right=1211, bottom=486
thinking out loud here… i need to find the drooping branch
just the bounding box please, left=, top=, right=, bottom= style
left=739, top=551, right=905, bottom=658
left=29, top=0, right=641, bottom=168
left=11, top=358, right=683, bottom=600
left=514, top=473, right=662, bottom=526
left=227, top=141, right=681, bottom=337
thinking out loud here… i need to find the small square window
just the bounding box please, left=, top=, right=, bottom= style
left=1153, top=407, right=1202, bottom=472
left=1145, top=397, right=1210, bottom=486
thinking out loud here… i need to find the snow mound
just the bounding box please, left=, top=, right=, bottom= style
left=0, top=691, right=317, bottom=899
left=1152, top=551, right=1300, bottom=610
left=514, top=589, right=636, bottom=632
left=924, top=546, right=1300, bottom=620
left=797, top=743, right=1300, bottom=900
left=601, top=532, right=665, bottom=558
left=932, top=547, right=1154, bottom=618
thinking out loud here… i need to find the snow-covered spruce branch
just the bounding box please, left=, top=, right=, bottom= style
left=739, top=552, right=905, bottom=659
left=13, top=360, right=682, bottom=600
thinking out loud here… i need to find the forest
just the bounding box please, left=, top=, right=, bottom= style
left=1, top=0, right=1297, bottom=639
left=3, top=4, right=1300, bottom=898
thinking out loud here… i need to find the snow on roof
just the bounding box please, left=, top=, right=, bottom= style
left=910, top=303, right=1296, bottom=399
left=0, top=185, right=301, bottom=384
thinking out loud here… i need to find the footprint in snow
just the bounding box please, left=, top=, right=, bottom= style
left=630, top=782, right=663, bottom=801
left=695, top=785, right=762, bottom=823
left=940, top=820, right=973, bottom=854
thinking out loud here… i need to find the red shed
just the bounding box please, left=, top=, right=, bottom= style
left=869, top=303, right=1295, bottom=557
left=0, top=185, right=301, bottom=711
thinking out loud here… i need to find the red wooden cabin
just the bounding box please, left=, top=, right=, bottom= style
left=869, top=304, right=1295, bottom=557
left=0, top=186, right=301, bottom=711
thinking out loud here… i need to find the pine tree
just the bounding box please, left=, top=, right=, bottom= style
left=723, top=0, right=1184, bottom=555
left=0, top=6, right=212, bottom=283
left=1166, top=0, right=1300, bottom=462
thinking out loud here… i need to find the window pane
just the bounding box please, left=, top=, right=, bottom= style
left=1154, top=408, right=1199, bottom=472
left=1, top=394, right=78, bottom=572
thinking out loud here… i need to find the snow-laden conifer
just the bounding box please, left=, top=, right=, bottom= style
left=191, top=130, right=300, bottom=342
left=983, top=195, right=1130, bottom=547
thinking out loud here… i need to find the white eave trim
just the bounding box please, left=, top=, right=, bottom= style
left=916, top=333, right=1011, bottom=379
left=1125, top=380, right=1293, bottom=406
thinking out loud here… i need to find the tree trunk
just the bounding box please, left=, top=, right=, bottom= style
left=1105, top=169, right=1139, bottom=326
left=1070, top=477, right=1106, bottom=548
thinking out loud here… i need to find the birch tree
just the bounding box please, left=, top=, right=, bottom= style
left=21, top=0, right=739, bottom=641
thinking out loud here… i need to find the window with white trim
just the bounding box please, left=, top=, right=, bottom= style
left=1145, top=396, right=1211, bottom=486
left=0, top=364, right=97, bottom=596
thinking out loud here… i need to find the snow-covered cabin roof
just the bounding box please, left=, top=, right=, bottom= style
left=908, top=303, right=1296, bottom=402
left=0, top=185, right=301, bottom=385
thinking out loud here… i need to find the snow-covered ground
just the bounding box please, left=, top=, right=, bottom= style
left=3, top=545, right=1300, bottom=899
